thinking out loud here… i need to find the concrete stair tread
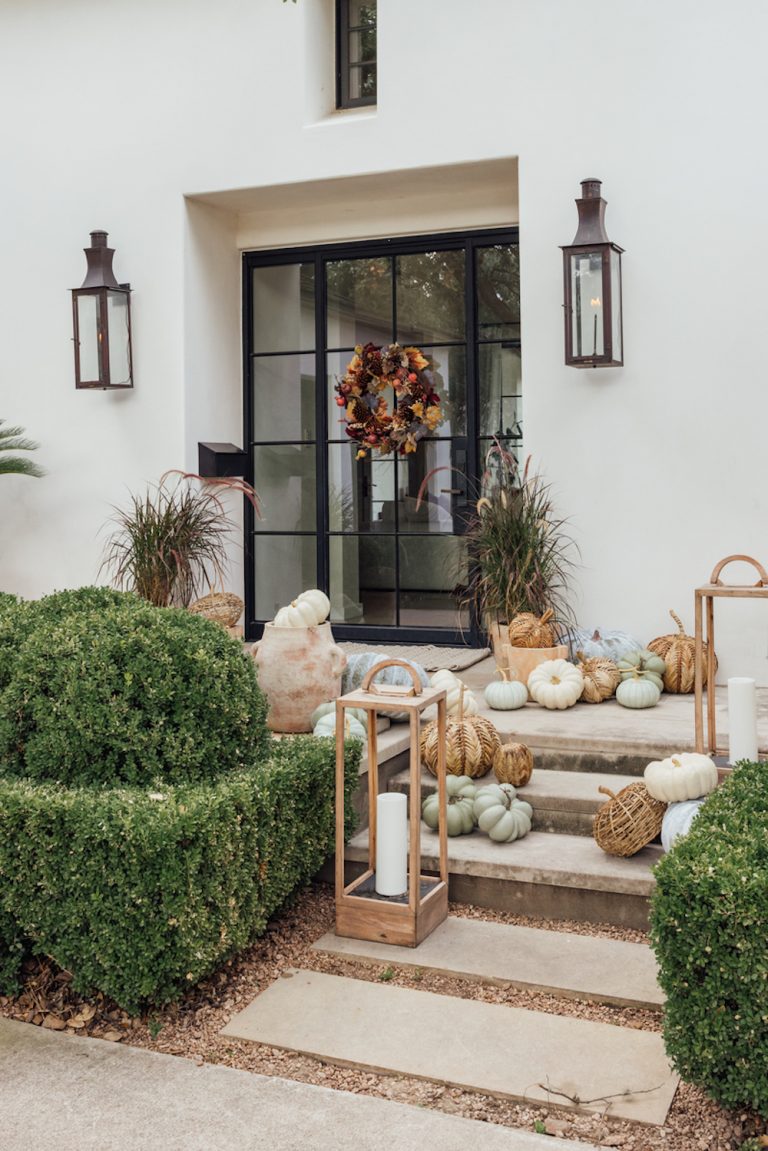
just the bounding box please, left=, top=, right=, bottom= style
left=392, top=766, right=640, bottom=814
left=346, top=827, right=660, bottom=897
left=313, top=916, right=662, bottom=1009
left=223, top=969, right=678, bottom=1125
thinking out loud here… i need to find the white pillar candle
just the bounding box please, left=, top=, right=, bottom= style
left=728, top=677, right=758, bottom=764
left=375, top=793, right=408, bottom=896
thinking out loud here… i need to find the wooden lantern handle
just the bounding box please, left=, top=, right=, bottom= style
left=709, top=554, right=768, bottom=587
left=360, top=659, right=423, bottom=696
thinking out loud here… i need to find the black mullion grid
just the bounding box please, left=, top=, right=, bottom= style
left=336, top=0, right=377, bottom=110
left=391, top=254, right=400, bottom=626
left=465, top=235, right=481, bottom=645
left=242, top=259, right=256, bottom=639
left=316, top=252, right=328, bottom=598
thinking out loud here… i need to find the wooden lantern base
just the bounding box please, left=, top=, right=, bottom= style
left=336, top=870, right=448, bottom=947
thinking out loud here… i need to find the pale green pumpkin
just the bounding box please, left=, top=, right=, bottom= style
left=615, top=675, right=661, bottom=709
left=421, top=775, right=477, bottom=836
left=312, top=713, right=367, bottom=740
left=618, top=649, right=666, bottom=692
left=484, top=672, right=528, bottom=711
left=310, top=701, right=369, bottom=730
left=473, top=783, right=533, bottom=843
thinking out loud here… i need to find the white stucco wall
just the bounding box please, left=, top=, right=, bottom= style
left=1, top=0, right=767, bottom=679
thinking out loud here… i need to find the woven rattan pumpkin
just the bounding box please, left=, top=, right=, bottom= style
left=467, top=715, right=502, bottom=769
left=647, top=609, right=717, bottom=694
left=507, top=609, right=556, bottom=649
left=593, top=782, right=666, bottom=857
left=421, top=718, right=484, bottom=778
left=493, top=742, right=534, bottom=788
left=188, top=591, right=244, bottom=628
left=576, top=652, right=621, bottom=703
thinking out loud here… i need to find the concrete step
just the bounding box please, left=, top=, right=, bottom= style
left=389, top=766, right=641, bottom=836
left=344, top=828, right=661, bottom=930
left=313, top=916, right=663, bottom=1010
left=223, top=970, right=678, bottom=1125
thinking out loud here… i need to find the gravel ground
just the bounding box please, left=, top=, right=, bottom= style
left=0, top=882, right=763, bottom=1150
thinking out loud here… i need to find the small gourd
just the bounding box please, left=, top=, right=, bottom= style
left=527, top=659, right=584, bottom=710
left=312, top=713, right=367, bottom=741
left=473, top=783, right=533, bottom=843
left=508, top=609, right=556, bottom=649
left=273, top=599, right=317, bottom=627
left=310, top=701, right=369, bottom=730
left=615, top=675, right=661, bottom=709
left=421, top=775, right=477, bottom=837
left=493, top=742, right=533, bottom=788
left=618, top=650, right=666, bottom=692
left=296, top=588, right=331, bottom=625
left=484, top=667, right=528, bottom=711
left=647, top=609, right=716, bottom=694
left=644, top=752, right=718, bottom=803
left=576, top=652, right=621, bottom=703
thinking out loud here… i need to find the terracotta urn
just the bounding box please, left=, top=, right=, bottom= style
left=252, top=622, right=347, bottom=733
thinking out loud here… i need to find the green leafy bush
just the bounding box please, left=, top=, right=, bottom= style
left=0, top=591, right=269, bottom=786
left=650, top=761, right=768, bottom=1114
left=0, top=737, right=360, bottom=1009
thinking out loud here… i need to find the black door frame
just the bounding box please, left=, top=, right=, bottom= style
left=242, top=225, right=520, bottom=644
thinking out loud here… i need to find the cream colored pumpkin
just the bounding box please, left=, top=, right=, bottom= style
left=429, top=670, right=478, bottom=716
left=296, top=588, right=331, bottom=625
left=527, top=659, right=584, bottom=710
left=484, top=669, right=528, bottom=711
left=644, top=752, right=718, bottom=803
left=273, top=599, right=317, bottom=627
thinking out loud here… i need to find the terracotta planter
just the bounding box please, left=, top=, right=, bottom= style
left=488, top=623, right=568, bottom=686
left=252, top=622, right=347, bottom=733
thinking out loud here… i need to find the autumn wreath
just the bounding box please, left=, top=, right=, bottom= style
left=334, top=342, right=444, bottom=460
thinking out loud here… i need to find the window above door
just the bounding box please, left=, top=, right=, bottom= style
left=337, top=0, right=377, bottom=108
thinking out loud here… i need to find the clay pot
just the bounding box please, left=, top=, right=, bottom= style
left=252, top=622, right=347, bottom=733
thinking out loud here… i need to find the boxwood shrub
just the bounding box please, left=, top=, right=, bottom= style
left=0, top=589, right=269, bottom=786
left=650, top=761, right=768, bottom=1114
left=0, top=737, right=360, bottom=1011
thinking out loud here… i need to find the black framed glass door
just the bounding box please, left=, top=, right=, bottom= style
left=243, top=228, right=520, bottom=643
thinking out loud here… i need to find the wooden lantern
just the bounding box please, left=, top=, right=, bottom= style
left=694, top=554, right=768, bottom=765
left=335, top=659, right=448, bottom=948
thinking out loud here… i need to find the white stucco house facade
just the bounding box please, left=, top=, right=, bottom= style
left=1, top=0, right=767, bottom=677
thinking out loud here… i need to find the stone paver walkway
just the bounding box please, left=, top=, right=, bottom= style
left=223, top=969, right=678, bottom=1125
left=313, top=917, right=663, bottom=1009
left=0, top=1017, right=595, bottom=1151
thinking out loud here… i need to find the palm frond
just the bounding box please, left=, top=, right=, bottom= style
left=0, top=419, right=44, bottom=477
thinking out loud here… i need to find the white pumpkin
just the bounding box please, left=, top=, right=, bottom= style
left=296, top=588, right=331, bottom=624
left=273, top=599, right=317, bottom=627
left=310, top=701, right=369, bottom=730
left=484, top=670, right=528, bottom=711
left=661, top=798, right=707, bottom=852
left=312, top=713, right=367, bottom=741
left=527, top=659, right=584, bottom=710
left=644, top=752, right=718, bottom=803
left=429, top=670, right=478, bottom=716
left=430, top=668, right=461, bottom=690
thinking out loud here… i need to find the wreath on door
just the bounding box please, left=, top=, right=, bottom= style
left=334, top=342, right=444, bottom=460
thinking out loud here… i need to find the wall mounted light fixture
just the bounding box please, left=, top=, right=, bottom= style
left=71, top=231, right=133, bottom=389
left=561, top=179, right=623, bottom=368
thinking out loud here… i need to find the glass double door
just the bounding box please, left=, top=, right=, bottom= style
left=244, top=230, right=520, bottom=642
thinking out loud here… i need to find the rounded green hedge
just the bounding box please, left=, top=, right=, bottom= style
left=0, top=588, right=269, bottom=787
left=650, top=761, right=768, bottom=1115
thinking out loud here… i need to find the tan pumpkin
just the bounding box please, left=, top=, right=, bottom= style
left=593, top=782, right=666, bottom=858
left=467, top=715, right=501, bottom=769
left=507, top=609, right=556, bottom=649
left=493, top=742, right=533, bottom=787
left=421, top=718, right=484, bottom=778
left=576, top=652, right=621, bottom=703
left=647, top=609, right=717, bottom=694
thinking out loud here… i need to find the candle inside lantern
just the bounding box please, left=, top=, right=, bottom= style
left=591, top=297, right=601, bottom=356
left=728, top=677, right=758, bottom=764
left=375, top=792, right=408, bottom=896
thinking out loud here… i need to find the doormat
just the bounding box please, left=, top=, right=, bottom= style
left=338, top=643, right=491, bottom=673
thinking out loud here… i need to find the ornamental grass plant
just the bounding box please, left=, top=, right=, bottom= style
left=459, top=444, right=578, bottom=633
left=100, top=471, right=258, bottom=608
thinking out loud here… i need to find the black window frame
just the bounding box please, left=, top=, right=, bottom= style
left=242, top=226, right=521, bottom=645
left=336, top=0, right=377, bottom=109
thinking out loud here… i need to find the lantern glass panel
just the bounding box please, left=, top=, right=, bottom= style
left=107, top=291, right=132, bottom=386
left=611, top=248, right=622, bottom=363
left=76, top=293, right=101, bottom=383
left=570, top=250, right=604, bottom=360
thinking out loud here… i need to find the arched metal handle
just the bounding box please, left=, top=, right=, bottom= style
left=709, top=554, right=768, bottom=587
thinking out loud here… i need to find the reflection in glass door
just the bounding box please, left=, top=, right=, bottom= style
left=244, top=230, right=520, bottom=643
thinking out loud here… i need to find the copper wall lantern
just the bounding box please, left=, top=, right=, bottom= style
left=71, top=231, right=133, bottom=389
left=561, top=179, right=623, bottom=368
